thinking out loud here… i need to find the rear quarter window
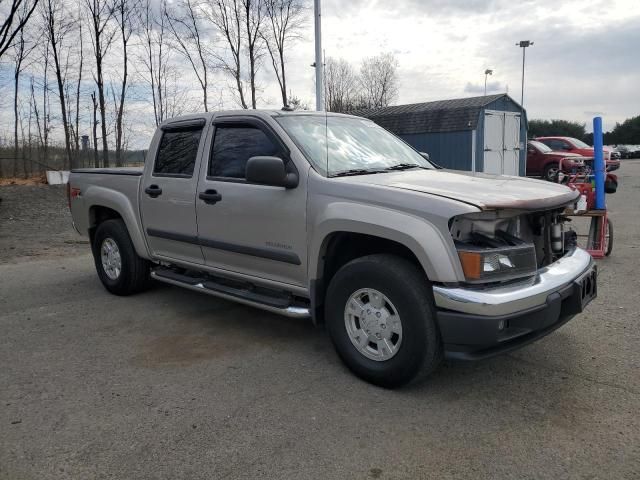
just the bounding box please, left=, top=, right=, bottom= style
left=154, top=127, right=203, bottom=177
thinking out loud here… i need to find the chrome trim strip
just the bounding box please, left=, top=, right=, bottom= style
left=150, top=271, right=310, bottom=319
left=432, top=248, right=594, bottom=316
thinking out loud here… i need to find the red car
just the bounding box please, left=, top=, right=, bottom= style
left=535, top=136, right=621, bottom=173
left=527, top=140, right=584, bottom=181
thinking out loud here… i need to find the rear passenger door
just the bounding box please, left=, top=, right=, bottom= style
left=195, top=117, right=308, bottom=288
left=140, top=119, right=206, bottom=264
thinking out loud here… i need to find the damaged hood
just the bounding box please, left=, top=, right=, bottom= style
left=341, top=169, right=579, bottom=210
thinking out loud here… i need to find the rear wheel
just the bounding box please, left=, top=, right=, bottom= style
left=92, top=219, right=150, bottom=295
left=543, top=162, right=559, bottom=182
left=325, top=254, right=442, bottom=388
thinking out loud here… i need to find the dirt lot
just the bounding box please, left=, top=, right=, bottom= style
left=1, top=164, right=639, bottom=479
left=0, top=185, right=86, bottom=263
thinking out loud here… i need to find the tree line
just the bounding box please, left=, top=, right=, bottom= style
left=324, top=53, right=398, bottom=113
left=529, top=116, right=640, bottom=145
left=0, top=0, right=309, bottom=177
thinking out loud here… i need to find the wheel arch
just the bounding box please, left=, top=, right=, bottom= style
left=308, top=215, right=461, bottom=324
left=83, top=186, right=149, bottom=259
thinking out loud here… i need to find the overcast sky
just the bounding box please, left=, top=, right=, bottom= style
left=283, top=0, right=639, bottom=132
left=0, top=0, right=638, bottom=148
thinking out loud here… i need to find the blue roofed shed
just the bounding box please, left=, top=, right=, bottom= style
left=352, top=94, right=528, bottom=176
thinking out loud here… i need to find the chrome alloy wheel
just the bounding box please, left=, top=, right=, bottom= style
left=344, top=288, right=403, bottom=361
left=100, top=238, right=122, bottom=280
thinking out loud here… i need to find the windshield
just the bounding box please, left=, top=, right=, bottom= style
left=529, top=140, right=552, bottom=153
left=275, top=115, right=433, bottom=176
left=568, top=137, right=590, bottom=148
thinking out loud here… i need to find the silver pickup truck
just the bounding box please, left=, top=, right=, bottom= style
left=68, top=110, right=597, bottom=388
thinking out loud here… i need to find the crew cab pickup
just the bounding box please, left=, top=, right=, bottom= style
left=68, top=111, right=597, bottom=388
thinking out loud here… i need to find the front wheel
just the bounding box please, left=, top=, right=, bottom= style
left=92, top=219, right=150, bottom=295
left=325, top=254, right=442, bottom=388
left=543, top=162, right=560, bottom=182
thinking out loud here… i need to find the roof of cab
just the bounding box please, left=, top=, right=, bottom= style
left=159, top=109, right=364, bottom=128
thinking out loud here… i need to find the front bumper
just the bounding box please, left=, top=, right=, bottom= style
left=433, top=248, right=596, bottom=360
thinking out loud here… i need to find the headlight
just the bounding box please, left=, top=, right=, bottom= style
left=456, top=235, right=537, bottom=283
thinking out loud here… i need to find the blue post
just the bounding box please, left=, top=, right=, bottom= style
left=593, top=117, right=605, bottom=210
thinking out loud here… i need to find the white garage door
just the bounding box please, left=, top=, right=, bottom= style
left=483, top=110, right=522, bottom=175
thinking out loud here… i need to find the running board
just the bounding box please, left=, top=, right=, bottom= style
left=150, top=268, right=310, bottom=319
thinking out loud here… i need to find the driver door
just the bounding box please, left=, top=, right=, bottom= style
left=195, top=117, right=308, bottom=288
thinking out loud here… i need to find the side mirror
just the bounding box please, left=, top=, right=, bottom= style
left=246, top=156, right=298, bottom=189
left=419, top=152, right=430, bottom=161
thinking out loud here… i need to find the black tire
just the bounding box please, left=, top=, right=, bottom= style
left=325, top=254, right=442, bottom=388
left=543, top=162, right=559, bottom=182
left=92, top=218, right=150, bottom=295
left=605, top=218, right=613, bottom=257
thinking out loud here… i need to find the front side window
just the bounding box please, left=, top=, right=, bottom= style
left=542, top=139, right=563, bottom=151
left=154, top=127, right=203, bottom=176
left=210, top=125, right=281, bottom=179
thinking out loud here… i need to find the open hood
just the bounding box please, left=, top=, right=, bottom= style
left=341, top=169, right=580, bottom=211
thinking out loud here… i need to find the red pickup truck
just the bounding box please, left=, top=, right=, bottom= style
left=527, top=140, right=584, bottom=180
left=535, top=136, right=621, bottom=173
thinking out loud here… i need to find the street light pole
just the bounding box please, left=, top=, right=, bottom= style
left=516, top=40, right=533, bottom=176
left=314, top=0, right=324, bottom=111
left=516, top=40, right=533, bottom=110
left=484, top=69, right=493, bottom=96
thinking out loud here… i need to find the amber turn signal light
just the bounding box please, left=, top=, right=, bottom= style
left=458, top=251, right=482, bottom=280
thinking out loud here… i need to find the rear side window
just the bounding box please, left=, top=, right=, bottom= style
left=210, top=125, right=281, bottom=179
left=154, top=127, right=203, bottom=177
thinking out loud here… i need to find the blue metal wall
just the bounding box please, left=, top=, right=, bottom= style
left=399, top=130, right=473, bottom=171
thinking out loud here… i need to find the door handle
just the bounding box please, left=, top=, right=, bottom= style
left=145, top=185, right=162, bottom=198
left=199, top=189, right=222, bottom=205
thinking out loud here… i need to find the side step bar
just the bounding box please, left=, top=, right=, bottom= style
left=150, top=268, right=310, bottom=319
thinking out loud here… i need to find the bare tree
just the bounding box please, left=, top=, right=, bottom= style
left=43, top=0, right=75, bottom=169
left=9, top=2, right=36, bottom=177
left=85, top=0, right=116, bottom=167
left=72, top=24, right=83, bottom=159
left=287, top=93, right=308, bottom=110
left=206, top=0, right=247, bottom=109
left=0, top=0, right=39, bottom=59
left=90, top=91, right=99, bottom=167
left=324, top=57, right=359, bottom=113
left=241, top=0, right=264, bottom=109
left=139, top=0, right=163, bottom=125
left=359, top=52, right=398, bottom=109
left=261, top=0, right=304, bottom=108
left=113, top=0, right=137, bottom=166
left=165, top=0, right=211, bottom=111
left=31, top=38, right=51, bottom=169
left=138, top=0, right=190, bottom=125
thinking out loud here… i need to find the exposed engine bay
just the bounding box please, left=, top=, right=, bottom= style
left=450, top=208, right=577, bottom=284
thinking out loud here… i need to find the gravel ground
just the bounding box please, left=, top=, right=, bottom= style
left=1, top=164, right=639, bottom=479
left=0, top=185, right=86, bottom=263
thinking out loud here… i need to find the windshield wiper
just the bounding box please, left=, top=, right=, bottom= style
left=330, top=168, right=387, bottom=177
left=382, top=163, right=426, bottom=171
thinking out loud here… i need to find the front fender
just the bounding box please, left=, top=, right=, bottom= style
left=309, top=202, right=465, bottom=283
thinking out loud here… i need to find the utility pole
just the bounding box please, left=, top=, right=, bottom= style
left=313, top=0, right=324, bottom=111
left=484, top=69, right=493, bottom=96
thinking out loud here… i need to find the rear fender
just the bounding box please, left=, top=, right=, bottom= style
left=84, top=185, right=150, bottom=259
